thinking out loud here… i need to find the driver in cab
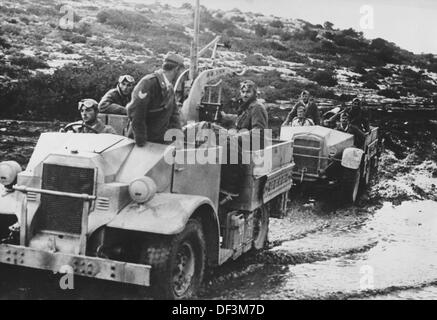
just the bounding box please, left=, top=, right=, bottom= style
left=63, top=99, right=116, bottom=134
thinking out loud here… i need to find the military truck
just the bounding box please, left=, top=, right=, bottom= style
left=0, top=117, right=293, bottom=299
left=280, top=125, right=380, bottom=203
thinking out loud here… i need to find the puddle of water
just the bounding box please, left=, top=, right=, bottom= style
left=204, top=201, right=437, bottom=300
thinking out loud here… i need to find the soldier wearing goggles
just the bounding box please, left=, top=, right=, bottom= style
left=98, top=74, right=136, bottom=115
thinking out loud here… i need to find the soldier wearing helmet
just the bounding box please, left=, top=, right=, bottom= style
left=98, top=74, right=136, bottom=115
left=127, top=52, right=185, bottom=146
left=75, top=99, right=116, bottom=134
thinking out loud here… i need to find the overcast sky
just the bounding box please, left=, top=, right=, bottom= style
left=133, top=0, right=437, bottom=54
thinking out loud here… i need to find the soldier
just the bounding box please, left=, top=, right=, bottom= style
left=337, top=111, right=366, bottom=149
left=219, top=80, right=268, bottom=195
left=290, top=104, right=315, bottom=127
left=220, top=80, right=268, bottom=131
left=324, top=98, right=370, bottom=132
left=283, top=90, right=320, bottom=126
left=73, top=99, right=116, bottom=134
left=98, top=75, right=135, bottom=115
left=127, top=53, right=185, bottom=146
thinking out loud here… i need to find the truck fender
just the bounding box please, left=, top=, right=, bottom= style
left=107, top=193, right=218, bottom=236
left=341, top=147, right=364, bottom=170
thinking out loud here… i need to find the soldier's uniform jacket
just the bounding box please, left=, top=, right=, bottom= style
left=127, top=70, right=182, bottom=146
left=291, top=117, right=315, bottom=127
left=284, top=99, right=320, bottom=126
left=235, top=100, right=268, bottom=131
left=98, top=87, right=130, bottom=115
left=336, top=122, right=366, bottom=149
left=224, top=100, right=268, bottom=131
left=76, top=119, right=117, bottom=134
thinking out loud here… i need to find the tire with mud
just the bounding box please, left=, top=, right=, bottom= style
left=139, top=219, right=206, bottom=300
left=341, top=167, right=361, bottom=204
left=253, top=204, right=269, bottom=250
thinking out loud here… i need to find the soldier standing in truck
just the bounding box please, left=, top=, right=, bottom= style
left=127, top=53, right=185, bottom=147
left=283, top=90, right=320, bottom=126
left=98, top=75, right=136, bottom=115
left=220, top=80, right=268, bottom=132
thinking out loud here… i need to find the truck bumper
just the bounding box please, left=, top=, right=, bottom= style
left=0, top=244, right=150, bottom=287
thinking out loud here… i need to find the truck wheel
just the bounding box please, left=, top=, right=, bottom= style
left=139, top=219, right=206, bottom=300
left=253, top=204, right=269, bottom=250
left=342, top=167, right=361, bottom=204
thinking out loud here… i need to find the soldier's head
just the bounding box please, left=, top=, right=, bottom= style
left=118, top=74, right=135, bottom=96
left=162, top=52, right=186, bottom=83
left=78, top=99, right=99, bottom=125
left=350, top=98, right=362, bottom=119
left=301, top=90, right=310, bottom=103
left=296, top=104, right=306, bottom=118
left=340, top=111, right=350, bottom=126
left=239, top=80, right=257, bottom=103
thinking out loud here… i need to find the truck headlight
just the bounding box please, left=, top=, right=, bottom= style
left=129, top=177, right=157, bottom=204
left=0, top=161, right=22, bottom=187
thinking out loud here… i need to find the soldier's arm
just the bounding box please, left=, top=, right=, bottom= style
left=282, top=103, right=298, bottom=126
left=98, top=91, right=127, bottom=115
left=221, top=112, right=238, bottom=123
left=103, top=125, right=117, bottom=135
left=310, top=102, right=320, bottom=125
left=251, top=105, right=268, bottom=130
left=127, top=79, right=154, bottom=147
left=169, top=102, right=182, bottom=130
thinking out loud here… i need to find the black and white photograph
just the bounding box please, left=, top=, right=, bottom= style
left=0, top=0, right=436, bottom=304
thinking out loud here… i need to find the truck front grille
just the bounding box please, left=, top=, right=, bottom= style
left=38, top=164, right=94, bottom=234
left=292, top=138, right=321, bottom=175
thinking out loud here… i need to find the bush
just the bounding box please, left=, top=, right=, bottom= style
left=9, top=55, right=49, bottom=69
left=60, top=45, right=74, bottom=54
left=270, top=20, right=284, bottom=29
left=363, top=81, right=379, bottom=90
left=0, top=58, right=159, bottom=121
left=378, top=89, right=400, bottom=99
left=231, top=15, right=246, bottom=23
left=20, top=16, right=31, bottom=25
left=267, top=41, right=287, bottom=51
left=0, top=37, right=11, bottom=49
left=26, top=4, right=58, bottom=16
left=75, top=21, right=93, bottom=37
left=310, top=70, right=338, bottom=87
left=207, top=18, right=235, bottom=34
left=97, top=9, right=151, bottom=32
left=61, top=32, right=87, bottom=44
left=2, top=24, right=21, bottom=35
left=244, top=54, right=268, bottom=66
left=254, top=24, right=267, bottom=37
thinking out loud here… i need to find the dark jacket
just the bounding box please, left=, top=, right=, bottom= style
left=283, top=99, right=320, bottom=126
left=235, top=100, right=268, bottom=131
left=127, top=70, right=181, bottom=146
left=75, top=119, right=116, bottom=134
left=337, top=122, right=366, bottom=149
left=98, top=87, right=130, bottom=115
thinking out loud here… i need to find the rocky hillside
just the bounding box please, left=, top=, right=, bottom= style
left=1, top=0, right=437, bottom=120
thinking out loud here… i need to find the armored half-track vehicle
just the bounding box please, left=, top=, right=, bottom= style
left=0, top=127, right=293, bottom=299
left=280, top=125, right=380, bottom=203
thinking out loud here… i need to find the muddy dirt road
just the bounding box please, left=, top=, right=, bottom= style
left=0, top=118, right=436, bottom=300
